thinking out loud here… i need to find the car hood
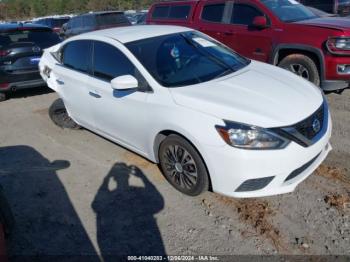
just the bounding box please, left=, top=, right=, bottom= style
left=294, top=17, right=350, bottom=31
left=169, top=61, right=323, bottom=128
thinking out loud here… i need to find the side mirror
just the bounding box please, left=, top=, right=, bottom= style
left=252, top=16, right=268, bottom=29
left=111, top=75, right=138, bottom=90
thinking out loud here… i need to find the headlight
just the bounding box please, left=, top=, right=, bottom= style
left=326, top=37, right=350, bottom=55
left=216, top=121, right=290, bottom=150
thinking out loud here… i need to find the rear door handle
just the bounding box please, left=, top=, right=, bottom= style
left=56, top=79, right=64, bottom=85
left=89, top=91, right=101, bottom=98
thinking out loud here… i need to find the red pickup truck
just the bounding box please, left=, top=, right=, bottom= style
left=147, top=0, right=350, bottom=93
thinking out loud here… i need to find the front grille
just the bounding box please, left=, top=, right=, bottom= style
left=235, top=176, right=275, bottom=192
left=284, top=152, right=321, bottom=182
left=294, top=104, right=324, bottom=140
left=272, top=101, right=328, bottom=148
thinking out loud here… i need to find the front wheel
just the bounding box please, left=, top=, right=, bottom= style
left=159, top=135, right=209, bottom=196
left=278, top=54, right=320, bottom=86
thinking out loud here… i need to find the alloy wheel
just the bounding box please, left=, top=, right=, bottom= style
left=162, top=144, right=198, bottom=190
left=289, top=64, right=310, bottom=80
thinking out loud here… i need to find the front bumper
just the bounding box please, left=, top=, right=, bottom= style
left=321, top=80, right=349, bottom=92
left=201, top=115, right=332, bottom=198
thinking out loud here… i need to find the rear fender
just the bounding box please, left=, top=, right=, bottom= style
left=39, top=43, right=62, bottom=92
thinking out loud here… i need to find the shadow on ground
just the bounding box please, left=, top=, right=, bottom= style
left=0, top=146, right=166, bottom=259
left=92, top=163, right=166, bottom=260
left=0, top=145, right=97, bottom=258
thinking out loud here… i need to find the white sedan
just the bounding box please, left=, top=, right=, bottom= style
left=39, top=25, right=332, bottom=198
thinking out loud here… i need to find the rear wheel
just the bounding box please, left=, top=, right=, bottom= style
left=49, top=98, right=81, bottom=129
left=0, top=93, right=6, bottom=102
left=278, top=54, right=320, bottom=86
left=159, top=135, right=209, bottom=196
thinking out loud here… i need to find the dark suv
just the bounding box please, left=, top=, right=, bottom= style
left=298, top=0, right=350, bottom=16
left=33, top=17, right=71, bottom=33
left=61, top=11, right=130, bottom=39
left=0, top=24, right=61, bottom=101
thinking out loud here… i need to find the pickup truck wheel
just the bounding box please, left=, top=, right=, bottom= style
left=278, top=54, right=320, bottom=86
left=49, top=98, right=81, bottom=129
left=0, top=93, right=6, bottom=102
left=159, top=135, right=209, bottom=196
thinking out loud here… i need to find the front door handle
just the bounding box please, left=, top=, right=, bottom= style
left=89, top=91, right=101, bottom=98
left=56, top=79, right=64, bottom=85
left=224, top=31, right=234, bottom=36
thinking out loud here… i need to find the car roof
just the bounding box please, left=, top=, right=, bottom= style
left=0, top=23, right=51, bottom=32
left=80, top=11, right=124, bottom=17
left=81, top=25, right=192, bottom=43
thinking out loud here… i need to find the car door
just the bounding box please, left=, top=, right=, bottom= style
left=221, top=1, right=273, bottom=62
left=50, top=40, right=95, bottom=128
left=86, top=41, right=151, bottom=153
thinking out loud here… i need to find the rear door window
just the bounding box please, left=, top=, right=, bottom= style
left=201, top=3, right=225, bottom=22
left=169, top=5, right=192, bottom=19
left=92, top=41, right=135, bottom=81
left=152, top=6, right=170, bottom=19
left=63, top=40, right=92, bottom=73
left=152, top=5, right=192, bottom=20
left=231, top=4, right=264, bottom=25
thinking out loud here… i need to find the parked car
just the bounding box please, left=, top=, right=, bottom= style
left=136, top=13, right=148, bottom=25
left=61, top=11, right=130, bottom=39
left=298, top=0, right=350, bottom=17
left=33, top=16, right=71, bottom=33
left=0, top=24, right=61, bottom=101
left=147, top=0, right=350, bottom=93
left=39, top=25, right=332, bottom=198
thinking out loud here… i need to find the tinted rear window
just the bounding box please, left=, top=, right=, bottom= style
left=63, top=40, right=91, bottom=73
left=0, top=29, right=61, bottom=49
left=93, top=41, right=135, bottom=81
left=169, top=5, right=191, bottom=19
left=201, top=4, right=225, bottom=22
left=96, top=13, right=130, bottom=26
left=52, top=18, right=70, bottom=28
left=152, top=5, right=191, bottom=20
left=152, top=6, right=170, bottom=18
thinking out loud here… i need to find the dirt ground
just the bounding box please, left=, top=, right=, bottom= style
left=0, top=87, right=349, bottom=258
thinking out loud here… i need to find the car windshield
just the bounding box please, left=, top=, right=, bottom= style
left=261, top=0, right=318, bottom=22
left=0, top=29, right=61, bottom=49
left=126, top=31, right=250, bottom=87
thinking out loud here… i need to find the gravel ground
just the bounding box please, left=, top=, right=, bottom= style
left=0, top=88, right=349, bottom=258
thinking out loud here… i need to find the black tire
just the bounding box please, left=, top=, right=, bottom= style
left=0, top=186, right=14, bottom=237
left=0, top=93, right=6, bottom=102
left=49, top=98, right=81, bottom=129
left=159, top=135, right=209, bottom=196
left=278, top=54, right=320, bottom=86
